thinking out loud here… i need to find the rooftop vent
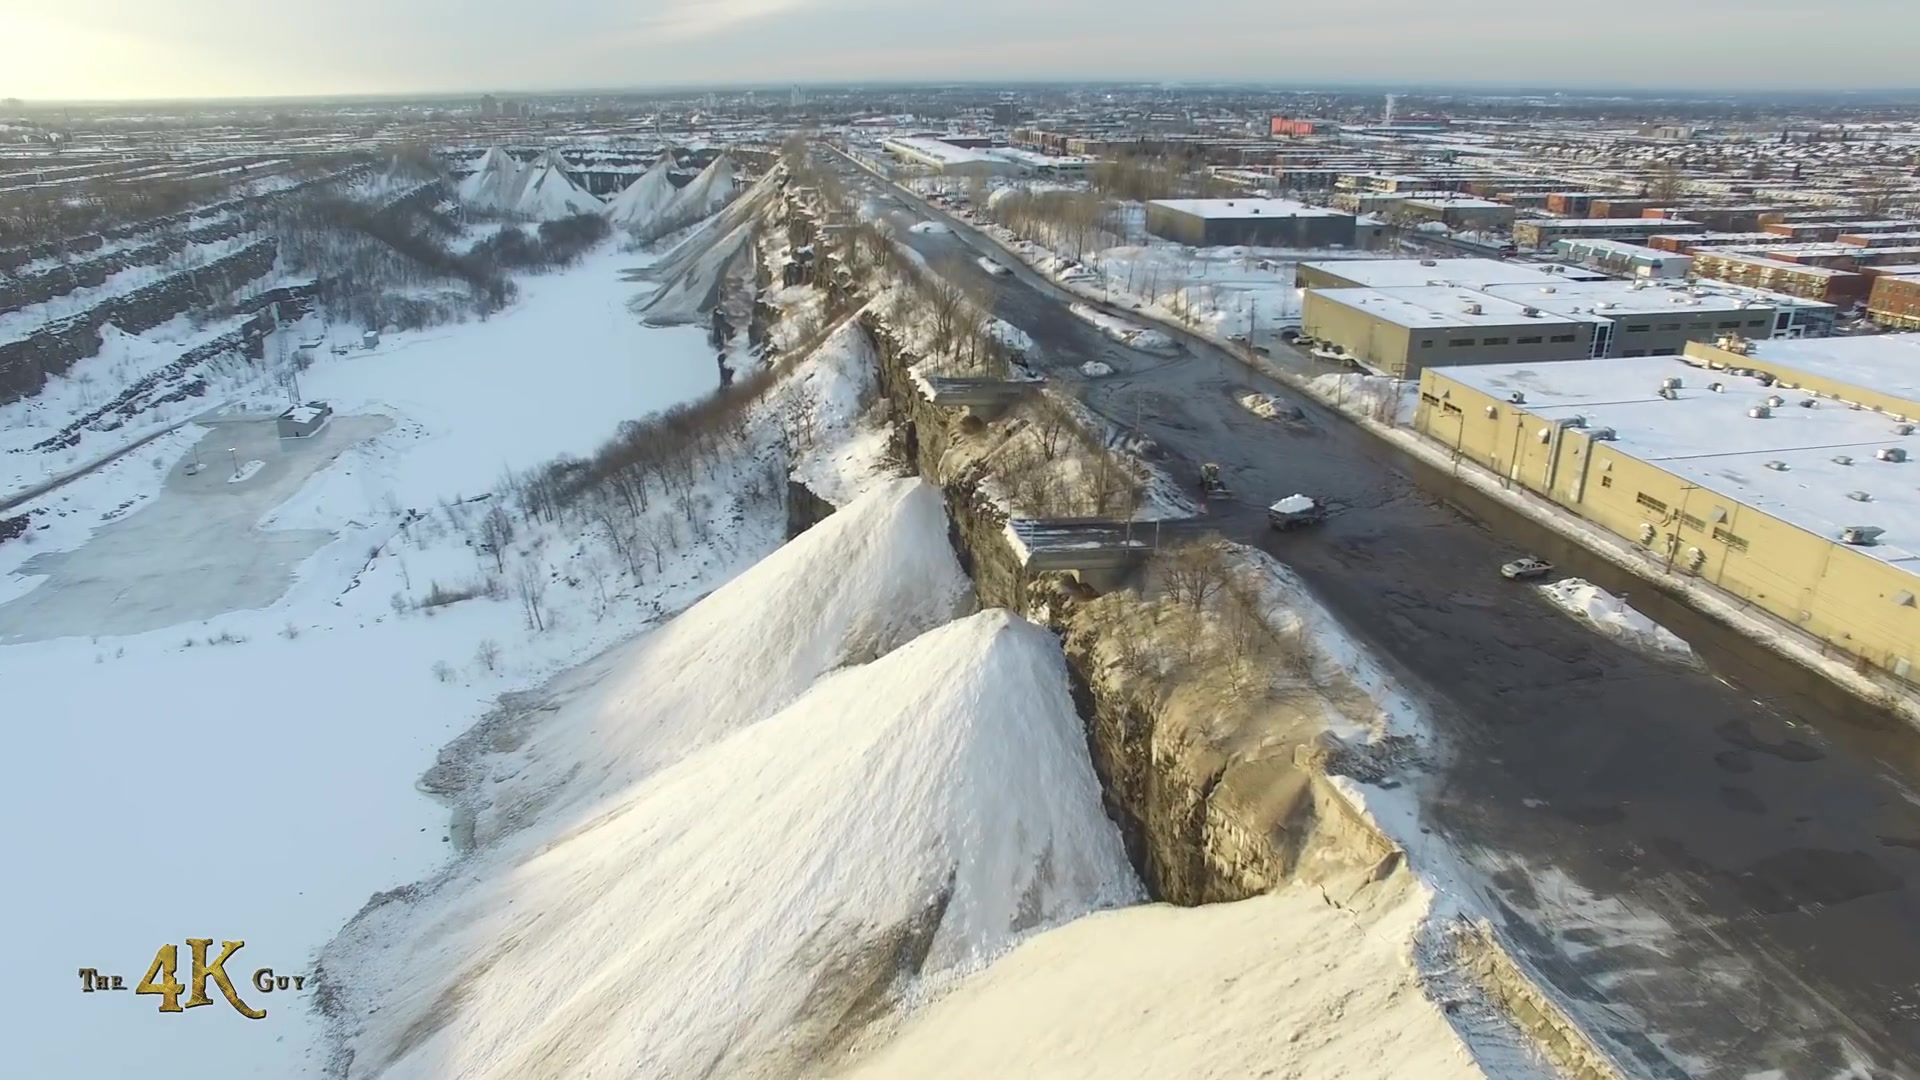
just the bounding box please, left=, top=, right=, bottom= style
left=1798, top=398, right=1816, bottom=408
left=1749, top=405, right=1772, bottom=419
left=1834, top=455, right=1855, bottom=466
left=1766, top=395, right=1786, bottom=408
left=1842, top=525, right=1885, bottom=546
left=1463, top=302, right=1483, bottom=315
left=1420, top=259, right=1438, bottom=266
left=1879, top=447, right=1909, bottom=463
left=1659, top=386, right=1678, bottom=400
left=1522, top=306, right=1541, bottom=317
left=1763, top=459, right=1788, bottom=470
left=1709, top=381, right=1725, bottom=392
left=1848, top=490, right=1874, bottom=502
left=1508, top=391, right=1526, bottom=405
left=1662, top=376, right=1683, bottom=390
left=1598, top=301, right=1618, bottom=310
left=1591, top=426, right=1618, bottom=441
left=1898, top=423, right=1915, bottom=436
left=1541, top=286, right=1557, bottom=294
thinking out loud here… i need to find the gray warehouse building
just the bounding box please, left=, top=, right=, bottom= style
left=1145, top=198, right=1356, bottom=248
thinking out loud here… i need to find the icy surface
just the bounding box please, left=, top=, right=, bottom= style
left=1538, top=577, right=1696, bottom=659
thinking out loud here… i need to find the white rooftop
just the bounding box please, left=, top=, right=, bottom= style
left=881, top=136, right=998, bottom=165
left=1403, top=197, right=1508, bottom=210
left=1314, top=285, right=1602, bottom=330
left=1740, top=335, right=1920, bottom=411
left=1481, top=278, right=1769, bottom=318
left=1302, top=257, right=1581, bottom=290
left=1150, top=197, right=1346, bottom=220
left=1435, top=355, right=1920, bottom=569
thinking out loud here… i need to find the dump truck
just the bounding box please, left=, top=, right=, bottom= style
left=1267, top=494, right=1327, bottom=531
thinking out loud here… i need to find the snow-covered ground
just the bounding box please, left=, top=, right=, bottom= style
left=1538, top=577, right=1696, bottom=661
left=0, top=235, right=735, bottom=1080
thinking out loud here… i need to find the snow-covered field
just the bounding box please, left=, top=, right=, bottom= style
left=0, top=236, right=734, bottom=1079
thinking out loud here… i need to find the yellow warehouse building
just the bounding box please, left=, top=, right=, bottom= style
left=1414, top=337, right=1920, bottom=678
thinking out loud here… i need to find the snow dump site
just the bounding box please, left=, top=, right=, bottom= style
left=318, top=478, right=1509, bottom=1080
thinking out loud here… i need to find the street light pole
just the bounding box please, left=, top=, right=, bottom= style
left=229, top=447, right=240, bottom=479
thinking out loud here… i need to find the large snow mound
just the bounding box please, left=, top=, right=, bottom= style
left=512, top=149, right=602, bottom=219
left=839, top=873, right=1491, bottom=1080
left=468, top=475, right=971, bottom=846
left=327, top=605, right=1135, bottom=1080
left=668, top=152, right=740, bottom=223
left=1538, top=577, right=1695, bottom=660
left=787, top=317, right=891, bottom=507
left=603, top=154, right=680, bottom=235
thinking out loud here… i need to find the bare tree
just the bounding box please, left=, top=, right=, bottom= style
left=580, top=548, right=613, bottom=619
left=513, top=561, right=548, bottom=632
left=479, top=503, right=514, bottom=573
left=474, top=638, right=502, bottom=672
left=1158, top=538, right=1235, bottom=610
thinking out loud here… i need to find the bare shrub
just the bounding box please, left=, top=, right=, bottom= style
left=1158, top=538, right=1234, bottom=610
left=420, top=580, right=487, bottom=608
left=474, top=638, right=502, bottom=672
left=431, top=660, right=455, bottom=683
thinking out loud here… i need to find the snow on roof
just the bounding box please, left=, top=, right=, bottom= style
left=1302, top=258, right=1575, bottom=290
left=1312, top=285, right=1602, bottom=330
left=1435, top=355, right=1920, bottom=568
left=882, top=136, right=1000, bottom=165
left=282, top=404, right=327, bottom=424
left=1150, top=198, right=1346, bottom=220
left=1402, top=196, right=1508, bottom=209
left=1741, top=335, right=1920, bottom=411
left=1481, top=278, right=1770, bottom=318
left=1271, top=494, right=1317, bottom=513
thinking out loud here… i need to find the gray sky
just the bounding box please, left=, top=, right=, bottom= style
left=6, top=0, right=1918, bottom=101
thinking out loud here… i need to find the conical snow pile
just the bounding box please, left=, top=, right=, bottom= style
left=455, top=146, right=528, bottom=212
left=473, top=476, right=977, bottom=844
left=511, top=149, right=602, bottom=219
left=669, top=152, right=740, bottom=222
left=602, top=154, right=682, bottom=238
left=328, top=609, right=1136, bottom=1080
left=455, top=146, right=602, bottom=219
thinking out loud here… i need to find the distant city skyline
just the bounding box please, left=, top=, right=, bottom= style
left=5, top=0, right=1919, bottom=102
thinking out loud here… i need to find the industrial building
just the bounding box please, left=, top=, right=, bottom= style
left=1300, top=271, right=1833, bottom=376
left=1302, top=286, right=1601, bottom=377
left=879, top=136, right=1017, bottom=178
left=1415, top=341, right=1920, bottom=679
left=1144, top=198, right=1356, bottom=248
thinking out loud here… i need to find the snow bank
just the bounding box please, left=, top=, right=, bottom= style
left=988, top=318, right=1033, bottom=354
left=1080, top=360, right=1113, bottom=378
left=839, top=873, right=1489, bottom=1080
left=1068, top=302, right=1178, bottom=354
left=325, top=559, right=1136, bottom=1080
left=1538, top=577, right=1695, bottom=660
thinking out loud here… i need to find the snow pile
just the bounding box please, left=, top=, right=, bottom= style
left=511, top=149, right=602, bottom=219
left=454, top=477, right=975, bottom=845
left=322, top=481, right=1139, bottom=1080
left=1080, top=361, right=1113, bottom=377
left=455, top=146, right=529, bottom=212
left=602, top=154, right=680, bottom=235
left=1537, top=578, right=1696, bottom=660
left=668, top=152, right=740, bottom=223
left=1068, top=302, right=1179, bottom=354
left=1239, top=392, right=1302, bottom=420
left=1308, top=371, right=1419, bottom=425
left=987, top=317, right=1033, bottom=354
left=837, top=873, right=1490, bottom=1080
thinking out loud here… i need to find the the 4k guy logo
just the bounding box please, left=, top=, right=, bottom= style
left=78, top=940, right=309, bottom=1019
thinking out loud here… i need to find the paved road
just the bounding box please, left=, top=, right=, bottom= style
left=831, top=152, right=1920, bottom=1080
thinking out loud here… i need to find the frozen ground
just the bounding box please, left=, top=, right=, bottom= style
left=0, top=234, right=735, bottom=1080
left=0, top=416, right=387, bottom=642
left=1538, top=577, right=1697, bottom=661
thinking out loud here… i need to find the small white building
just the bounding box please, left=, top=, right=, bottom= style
left=277, top=401, right=333, bottom=440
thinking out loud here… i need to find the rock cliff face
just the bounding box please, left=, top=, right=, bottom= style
left=836, top=312, right=1396, bottom=906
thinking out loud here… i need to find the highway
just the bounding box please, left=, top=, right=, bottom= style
left=824, top=149, right=1920, bottom=1079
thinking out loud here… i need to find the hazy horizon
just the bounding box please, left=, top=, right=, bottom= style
left=6, top=0, right=1919, bottom=103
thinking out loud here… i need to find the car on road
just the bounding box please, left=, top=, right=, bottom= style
left=976, top=256, right=1011, bottom=276
left=1500, top=556, right=1555, bottom=581
left=1267, top=494, right=1327, bottom=531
